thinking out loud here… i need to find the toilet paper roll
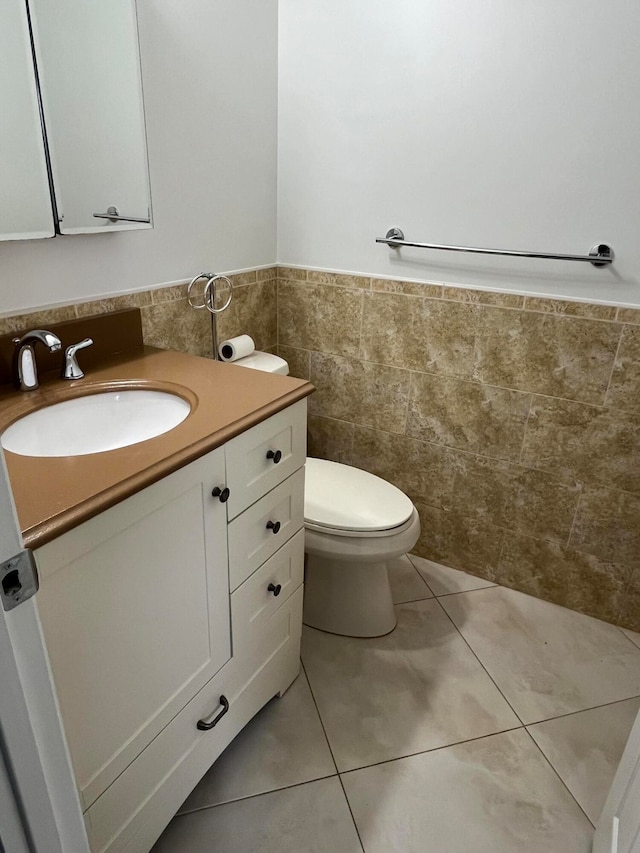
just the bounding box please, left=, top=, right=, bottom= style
left=218, top=334, right=256, bottom=363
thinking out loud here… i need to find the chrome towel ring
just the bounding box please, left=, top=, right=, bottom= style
left=187, top=273, right=234, bottom=314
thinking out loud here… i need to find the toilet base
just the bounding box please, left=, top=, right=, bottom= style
left=303, top=554, right=397, bottom=637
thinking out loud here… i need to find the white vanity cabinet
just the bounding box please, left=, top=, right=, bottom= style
left=34, top=399, right=307, bottom=853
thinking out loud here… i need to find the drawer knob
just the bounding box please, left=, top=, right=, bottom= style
left=196, top=695, right=230, bottom=731
left=211, top=486, right=230, bottom=503
left=266, top=449, right=282, bottom=464
left=268, top=582, right=282, bottom=597
left=266, top=520, right=281, bottom=534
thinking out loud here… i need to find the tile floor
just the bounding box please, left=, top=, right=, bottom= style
left=152, top=555, right=640, bottom=852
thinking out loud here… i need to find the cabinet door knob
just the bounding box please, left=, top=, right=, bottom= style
left=211, top=486, right=230, bottom=503
left=268, top=582, right=282, bottom=597
left=197, top=695, right=230, bottom=731
left=266, top=449, right=282, bottom=464
left=266, top=520, right=281, bottom=534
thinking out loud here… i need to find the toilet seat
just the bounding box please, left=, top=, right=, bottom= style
left=304, top=457, right=414, bottom=534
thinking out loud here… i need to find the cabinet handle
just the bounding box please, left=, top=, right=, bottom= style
left=197, top=695, right=230, bottom=731
left=268, top=582, right=282, bottom=597
left=266, top=520, right=281, bottom=534
left=266, top=449, right=282, bottom=464
left=211, top=486, right=230, bottom=503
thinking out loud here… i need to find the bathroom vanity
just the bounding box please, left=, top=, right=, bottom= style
left=0, top=328, right=312, bottom=853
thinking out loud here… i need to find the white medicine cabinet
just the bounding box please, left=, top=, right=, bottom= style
left=1, top=0, right=152, bottom=242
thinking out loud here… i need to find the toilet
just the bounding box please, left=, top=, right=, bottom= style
left=231, top=349, right=421, bottom=637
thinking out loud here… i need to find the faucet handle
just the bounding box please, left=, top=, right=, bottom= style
left=63, top=337, right=93, bottom=380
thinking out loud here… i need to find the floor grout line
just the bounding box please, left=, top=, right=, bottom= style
left=336, top=725, right=525, bottom=778
left=300, top=659, right=340, bottom=776
left=524, top=728, right=596, bottom=829
left=301, top=659, right=366, bottom=850
left=175, top=772, right=340, bottom=818
left=432, top=597, right=526, bottom=726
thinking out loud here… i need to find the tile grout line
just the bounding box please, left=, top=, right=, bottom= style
left=432, top=596, right=526, bottom=726
left=603, top=321, right=625, bottom=406
left=524, top=728, right=596, bottom=829
left=300, top=659, right=340, bottom=776
left=301, top=659, right=366, bottom=852
left=175, top=772, right=340, bottom=819
left=336, top=774, right=366, bottom=853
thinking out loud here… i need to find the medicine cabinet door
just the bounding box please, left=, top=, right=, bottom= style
left=28, top=0, right=153, bottom=235
left=0, top=1, right=55, bottom=241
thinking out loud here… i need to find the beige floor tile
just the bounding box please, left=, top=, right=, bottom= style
left=528, top=697, right=640, bottom=824
left=153, top=777, right=362, bottom=852
left=178, top=671, right=335, bottom=813
left=302, top=599, right=519, bottom=772
left=441, top=586, right=640, bottom=723
left=621, top=626, right=640, bottom=650
left=387, top=555, right=433, bottom=604
left=342, top=729, right=593, bottom=853
left=408, top=553, right=496, bottom=595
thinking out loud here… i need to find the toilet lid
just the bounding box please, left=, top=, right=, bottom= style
left=304, top=458, right=414, bottom=532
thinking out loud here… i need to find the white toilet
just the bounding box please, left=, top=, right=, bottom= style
left=231, top=349, right=421, bottom=637
left=303, top=458, right=420, bottom=636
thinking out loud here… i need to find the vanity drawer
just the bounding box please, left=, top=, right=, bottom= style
left=85, top=587, right=304, bottom=853
left=231, top=529, right=304, bottom=654
left=228, top=467, right=305, bottom=592
left=224, top=399, right=307, bottom=519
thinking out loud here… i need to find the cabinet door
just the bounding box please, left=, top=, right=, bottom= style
left=35, top=448, right=230, bottom=812
left=0, top=1, right=54, bottom=240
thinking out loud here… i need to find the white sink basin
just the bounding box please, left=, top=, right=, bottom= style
left=1, top=390, right=191, bottom=457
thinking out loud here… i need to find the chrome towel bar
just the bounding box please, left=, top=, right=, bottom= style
left=376, top=228, right=614, bottom=267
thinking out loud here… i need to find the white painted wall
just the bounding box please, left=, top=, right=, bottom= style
left=278, top=0, right=640, bottom=306
left=0, top=0, right=278, bottom=315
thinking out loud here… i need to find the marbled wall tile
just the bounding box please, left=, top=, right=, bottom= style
left=606, top=325, right=640, bottom=413
left=413, top=503, right=504, bottom=580
left=76, top=290, right=154, bottom=317
left=406, top=372, right=531, bottom=461
left=278, top=282, right=363, bottom=357
left=617, top=308, right=640, bottom=325
left=451, top=454, right=581, bottom=543
left=216, top=280, right=277, bottom=352
left=277, top=267, right=307, bottom=281
left=140, top=299, right=213, bottom=358
left=256, top=267, right=277, bottom=281
left=0, top=305, right=77, bottom=335
left=497, top=532, right=631, bottom=622
left=571, top=487, right=640, bottom=568
left=309, top=353, right=410, bottom=434
left=229, top=271, right=257, bottom=286
left=151, top=284, right=187, bottom=304
left=371, top=278, right=442, bottom=298
left=443, top=287, right=524, bottom=308
left=522, top=396, right=640, bottom=493
left=307, top=415, right=354, bottom=464
left=360, top=292, right=477, bottom=377
left=307, top=270, right=370, bottom=289
left=524, top=297, right=617, bottom=321
left=473, top=307, right=621, bottom=404
left=350, top=426, right=456, bottom=509
left=278, top=345, right=311, bottom=380
left=618, top=570, right=640, bottom=632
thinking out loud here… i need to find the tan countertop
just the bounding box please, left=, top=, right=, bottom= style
left=0, top=347, right=314, bottom=549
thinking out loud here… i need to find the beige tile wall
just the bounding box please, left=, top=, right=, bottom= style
left=0, top=268, right=278, bottom=361
left=3, top=265, right=638, bottom=630
left=276, top=269, right=640, bottom=632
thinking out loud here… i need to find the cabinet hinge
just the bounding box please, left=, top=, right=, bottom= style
left=0, top=549, right=39, bottom=612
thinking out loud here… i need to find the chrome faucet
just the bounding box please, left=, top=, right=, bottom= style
left=13, top=330, right=62, bottom=391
